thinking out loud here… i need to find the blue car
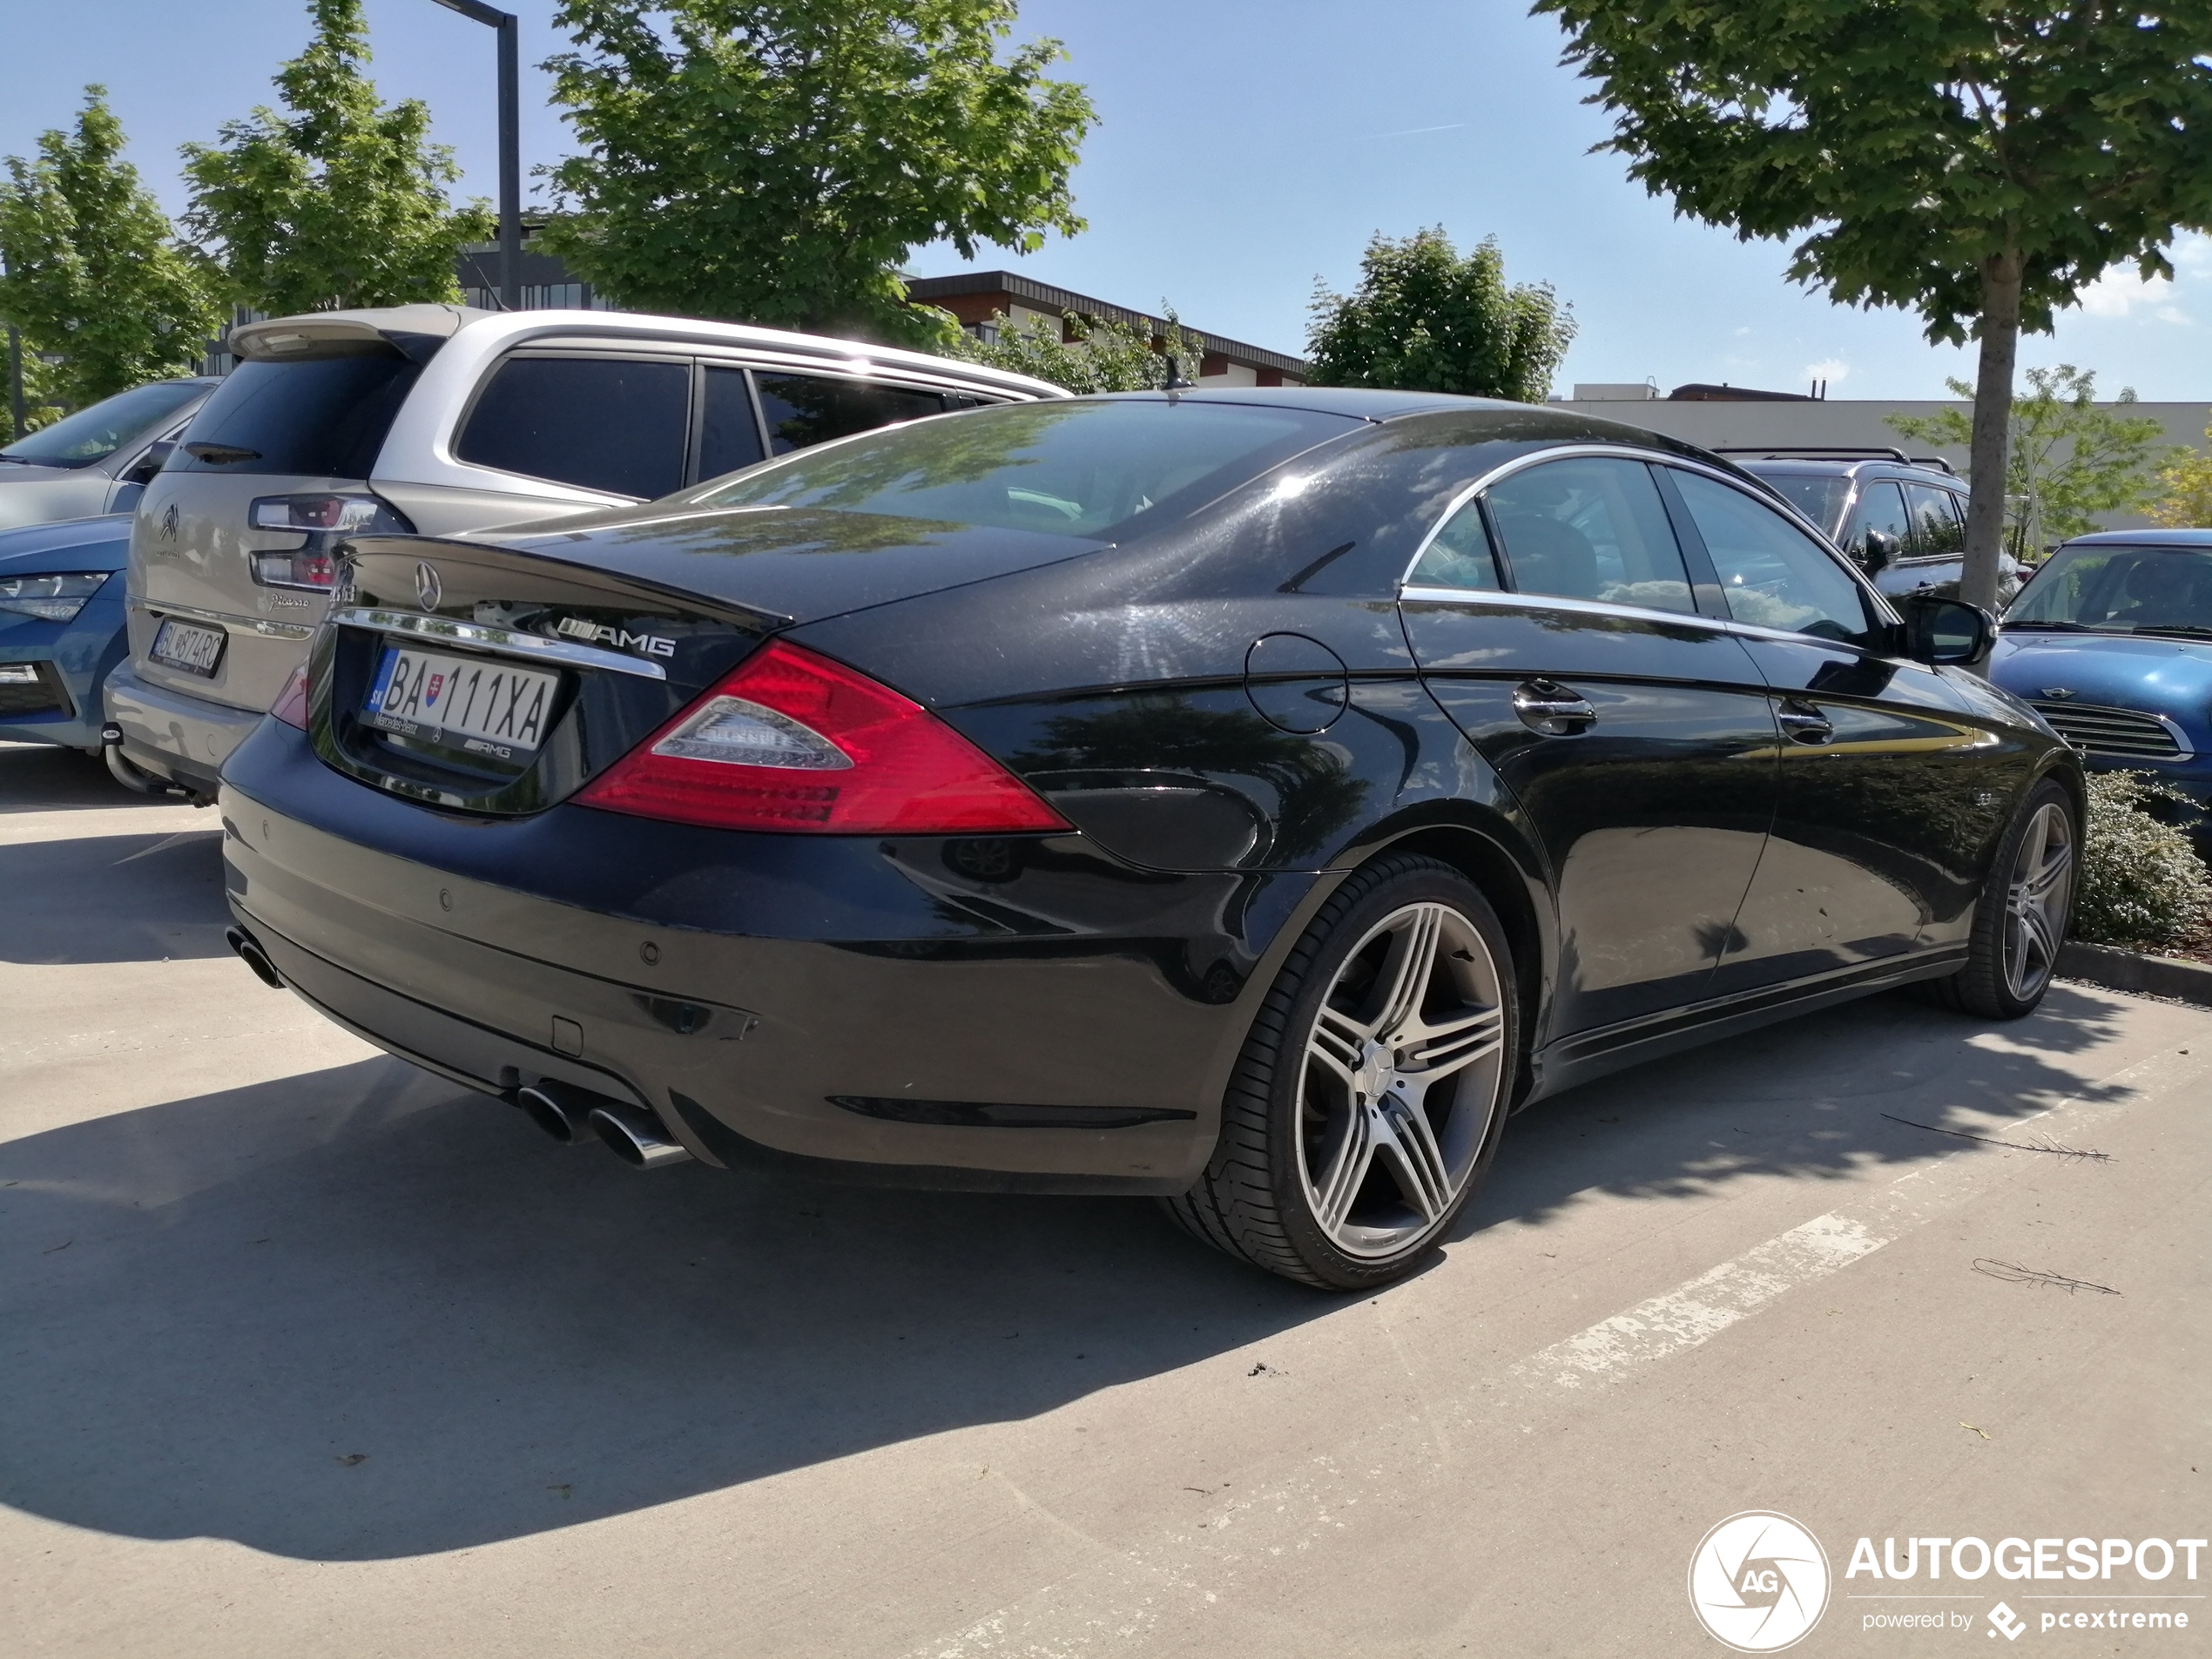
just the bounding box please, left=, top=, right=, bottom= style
left=0, top=514, right=132, bottom=753
left=1993, top=529, right=2212, bottom=834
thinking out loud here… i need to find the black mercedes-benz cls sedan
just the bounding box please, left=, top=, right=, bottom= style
left=218, top=390, right=2081, bottom=1289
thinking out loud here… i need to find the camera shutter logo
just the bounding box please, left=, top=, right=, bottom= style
left=414, top=561, right=442, bottom=612
left=1688, top=1511, right=1831, bottom=1652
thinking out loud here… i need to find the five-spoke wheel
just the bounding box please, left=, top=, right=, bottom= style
left=2003, top=799, right=2074, bottom=1004
left=1167, top=855, right=1516, bottom=1289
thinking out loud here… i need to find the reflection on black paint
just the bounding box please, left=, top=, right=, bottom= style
left=1011, top=694, right=1366, bottom=869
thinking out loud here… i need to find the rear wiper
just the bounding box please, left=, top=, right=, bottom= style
left=183, top=442, right=260, bottom=464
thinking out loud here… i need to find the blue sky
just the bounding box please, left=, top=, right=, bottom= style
left=3, top=0, right=2207, bottom=401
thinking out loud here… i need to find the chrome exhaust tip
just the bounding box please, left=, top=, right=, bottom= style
left=588, top=1103, right=695, bottom=1170
left=223, top=925, right=286, bottom=989
left=513, top=1082, right=596, bottom=1144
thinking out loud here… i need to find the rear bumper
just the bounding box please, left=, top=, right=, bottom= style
left=103, top=658, right=261, bottom=792
left=220, top=719, right=1317, bottom=1193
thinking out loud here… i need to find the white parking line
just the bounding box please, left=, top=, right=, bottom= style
left=904, top=1041, right=2209, bottom=1658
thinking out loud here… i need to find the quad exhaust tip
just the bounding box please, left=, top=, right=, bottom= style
left=514, top=1082, right=596, bottom=1144
left=588, top=1102, right=695, bottom=1170
left=223, top=926, right=286, bottom=990
left=513, top=1082, right=693, bottom=1170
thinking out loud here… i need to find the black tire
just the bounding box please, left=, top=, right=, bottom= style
left=1164, top=854, right=1518, bottom=1290
left=1919, top=777, right=2077, bottom=1020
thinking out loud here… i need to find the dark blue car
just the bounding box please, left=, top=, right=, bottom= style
left=1993, top=529, right=2212, bottom=834
left=0, top=514, right=132, bottom=753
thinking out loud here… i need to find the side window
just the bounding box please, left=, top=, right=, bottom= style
left=697, top=367, right=765, bottom=481
left=1906, top=484, right=1966, bottom=555
left=456, top=356, right=691, bottom=499
left=1408, top=495, right=1503, bottom=590
left=1672, top=469, right=1876, bottom=644
left=1485, top=456, right=1696, bottom=614
left=1851, top=480, right=1913, bottom=556
left=756, top=374, right=950, bottom=455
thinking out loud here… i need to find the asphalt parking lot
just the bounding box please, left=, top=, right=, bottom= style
left=3, top=738, right=2206, bottom=1658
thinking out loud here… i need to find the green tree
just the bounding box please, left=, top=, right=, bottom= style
left=1890, top=366, right=2168, bottom=552
left=0, top=87, right=220, bottom=411
left=1305, top=228, right=1575, bottom=401
left=182, top=0, right=491, bottom=314
left=539, top=0, right=1093, bottom=346
left=2148, top=416, right=2212, bottom=529
left=1532, top=0, right=2212, bottom=610
left=947, top=306, right=1207, bottom=393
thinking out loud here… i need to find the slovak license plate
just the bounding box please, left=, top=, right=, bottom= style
left=150, top=617, right=226, bottom=678
left=363, top=645, right=558, bottom=760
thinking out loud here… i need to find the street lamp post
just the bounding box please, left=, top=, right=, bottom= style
left=430, top=0, right=523, bottom=313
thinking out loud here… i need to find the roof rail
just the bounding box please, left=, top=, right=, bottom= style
left=1711, top=445, right=1959, bottom=476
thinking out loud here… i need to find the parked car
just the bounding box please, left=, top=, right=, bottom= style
left=0, top=513, right=131, bottom=752
left=1723, top=447, right=2021, bottom=604
left=1992, top=529, right=2212, bottom=840
left=0, top=378, right=215, bottom=530
left=105, top=305, right=1062, bottom=799
left=218, top=393, right=2080, bottom=1290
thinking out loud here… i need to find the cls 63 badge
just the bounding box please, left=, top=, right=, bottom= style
left=556, top=616, right=676, bottom=658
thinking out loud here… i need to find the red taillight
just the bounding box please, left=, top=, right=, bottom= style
left=271, top=661, right=310, bottom=729
left=575, top=639, right=1070, bottom=835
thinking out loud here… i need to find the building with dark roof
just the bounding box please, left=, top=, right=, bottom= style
left=904, top=271, right=1308, bottom=387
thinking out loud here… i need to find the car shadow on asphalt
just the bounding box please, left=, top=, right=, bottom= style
left=0, top=827, right=231, bottom=962
left=1465, top=983, right=2134, bottom=1236
left=0, top=742, right=185, bottom=815
left=0, top=983, right=2141, bottom=1563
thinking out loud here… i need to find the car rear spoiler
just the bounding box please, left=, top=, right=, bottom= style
left=229, top=305, right=489, bottom=367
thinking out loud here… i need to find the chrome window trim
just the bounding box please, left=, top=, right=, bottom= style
left=1396, top=442, right=1900, bottom=628
left=130, top=597, right=316, bottom=641
left=1399, top=583, right=1733, bottom=634
left=326, top=606, right=671, bottom=680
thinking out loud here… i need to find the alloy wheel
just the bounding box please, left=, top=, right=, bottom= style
left=1296, top=901, right=1507, bottom=1258
left=2003, top=800, right=2074, bottom=1002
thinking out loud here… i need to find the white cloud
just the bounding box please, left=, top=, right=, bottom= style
left=2075, top=239, right=2206, bottom=322
left=1805, top=358, right=1850, bottom=384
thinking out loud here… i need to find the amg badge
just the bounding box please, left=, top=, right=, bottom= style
left=555, top=616, right=677, bottom=658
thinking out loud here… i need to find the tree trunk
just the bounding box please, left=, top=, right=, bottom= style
left=1961, top=251, right=2021, bottom=616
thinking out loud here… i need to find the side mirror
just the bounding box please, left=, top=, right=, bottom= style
left=1861, top=529, right=1901, bottom=574
left=121, top=440, right=176, bottom=487
left=1899, top=592, right=1994, bottom=668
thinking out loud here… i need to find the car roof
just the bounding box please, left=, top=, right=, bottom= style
left=230, top=304, right=1069, bottom=401
left=2060, top=529, right=2212, bottom=548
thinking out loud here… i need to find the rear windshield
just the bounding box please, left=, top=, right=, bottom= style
left=174, top=353, right=422, bottom=478
left=694, top=398, right=1357, bottom=538
left=0, top=380, right=206, bottom=469
left=1741, top=469, right=1853, bottom=535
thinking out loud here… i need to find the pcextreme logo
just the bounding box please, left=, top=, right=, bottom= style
left=1689, top=1511, right=1831, bottom=1652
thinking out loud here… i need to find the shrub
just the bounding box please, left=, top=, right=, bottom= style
left=2071, top=771, right=2212, bottom=949
left=943, top=307, right=1205, bottom=395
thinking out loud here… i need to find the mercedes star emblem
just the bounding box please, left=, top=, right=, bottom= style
left=414, top=560, right=442, bottom=612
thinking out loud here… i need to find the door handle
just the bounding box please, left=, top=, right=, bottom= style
left=1513, top=678, right=1598, bottom=736
left=1777, top=699, right=1833, bottom=744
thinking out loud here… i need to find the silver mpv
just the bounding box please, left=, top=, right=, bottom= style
left=106, top=305, right=1060, bottom=796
